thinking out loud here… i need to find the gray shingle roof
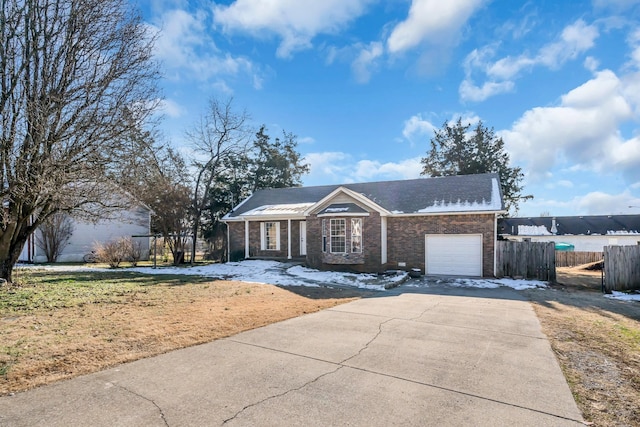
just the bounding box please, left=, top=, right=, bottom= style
left=225, top=173, right=503, bottom=219
left=499, top=215, right=640, bottom=236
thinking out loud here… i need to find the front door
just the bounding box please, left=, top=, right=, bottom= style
left=299, top=221, right=307, bottom=256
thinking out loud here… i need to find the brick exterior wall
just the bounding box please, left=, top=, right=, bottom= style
left=227, top=213, right=496, bottom=276
left=228, top=221, right=245, bottom=260
left=305, top=213, right=382, bottom=273
left=386, top=214, right=496, bottom=276
left=227, top=220, right=305, bottom=260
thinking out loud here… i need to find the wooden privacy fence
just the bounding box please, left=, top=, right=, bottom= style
left=555, top=251, right=603, bottom=267
left=604, top=245, right=640, bottom=292
left=496, top=241, right=556, bottom=282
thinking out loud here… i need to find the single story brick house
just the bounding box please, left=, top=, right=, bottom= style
left=222, top=173, right=505, bottom=277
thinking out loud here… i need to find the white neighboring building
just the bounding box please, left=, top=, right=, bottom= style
left=498, top=215, right=640, bottom=252
left=20, top=205, right=151, bottom=263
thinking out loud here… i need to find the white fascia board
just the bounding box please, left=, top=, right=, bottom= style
left=224, top=214, right=306, bottom=222
left=221, top=193, right=255, bottom=221
left=304, top=186, right=392, bottom=217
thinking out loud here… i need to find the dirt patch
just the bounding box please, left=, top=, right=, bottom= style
left=1, top=277, right=359, bottom=396
left=524, top=267, right=640, bottom=426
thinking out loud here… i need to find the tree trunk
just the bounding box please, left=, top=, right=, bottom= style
left=0, top=236, right=27, bottom=283
left=191, top=218, right=199, bottom=265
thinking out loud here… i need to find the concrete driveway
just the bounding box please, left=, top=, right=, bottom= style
left=0, top=286, right=584, bottom=426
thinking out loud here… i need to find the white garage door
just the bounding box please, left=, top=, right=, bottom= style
left=425, top=234, right=483, bottom=277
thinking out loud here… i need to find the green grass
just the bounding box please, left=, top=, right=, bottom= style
left=613, top=323, right=640, bottom=350
left=1, top=269, right=210, bottom=314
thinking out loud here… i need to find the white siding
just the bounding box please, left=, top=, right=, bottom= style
left=506, top=235, right=640, bottom=252
left=33, top=207, right=150, bottom=263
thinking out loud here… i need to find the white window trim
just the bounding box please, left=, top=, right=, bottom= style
left=322, top=219, right=327, bottom=252
left=330, top=218, right=346, bottom=254
left=351, top=218, right=362, bottom=253
left=260, top=222, right=280, bottom=251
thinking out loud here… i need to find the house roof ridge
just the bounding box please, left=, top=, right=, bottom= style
left=225, top=173, right=503, bottom=219
left=250, top=172, right=499, bottom=193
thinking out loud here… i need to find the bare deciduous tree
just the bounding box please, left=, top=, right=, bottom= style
left=35, top=213, right=74, bottom=262
left=0, top=0, right=159, bottom=281
left=118, top=135, right=192, bottom=266
left=186, top=98, right=251, bottom=265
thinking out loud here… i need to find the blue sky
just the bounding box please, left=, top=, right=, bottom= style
left=139, top=0, right=640, bottom=217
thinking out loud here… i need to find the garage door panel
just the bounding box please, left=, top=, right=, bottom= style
left=425, top=234, right=482, bottom=277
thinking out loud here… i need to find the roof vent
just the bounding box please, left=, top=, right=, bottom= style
left=551, top=218, right=558, bottom=235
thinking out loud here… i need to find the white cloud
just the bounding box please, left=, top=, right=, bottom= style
left=157, top=99, right=185, bottom=118
left=584, top=56, right=600, bottom=72
left=545, top=179, right=574, bottom=189
left=351, top=42, right=384, bottom=84
left=573, top=191, right=640, bottom=215
left=213, top=0, right=373, bottom=58
left=298, top=136, right=316, bottom=144
left=303, top=152, right=423, bottom=185
left=387, top=0, right=486, bottom=54
left=518, top=190, right=640, bottom=216
left=536, top=20, right=599, bottom=69
left=401, top=112, right=481, bottom=143
left=460, top=20, right=599, bottom=102
left=402, top=114, right=437, bottom=143
left=353, top=158, right=423, bottom=181
left=149, top=9, right=262, bottom=86
left=626, top=28, right=640, bottom=71
left=458, top=80, right=514, bottom=102
left=304, top=152, right=351, bottom=182
left=502, top=70, right=640, bottom=182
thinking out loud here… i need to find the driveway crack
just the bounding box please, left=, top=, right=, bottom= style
left=223, top=316, right=393, bottom=425
left=113, top=383, right=169, bottom=426
left=410, top=302, right=440, bottom=321
left=340, top=317, right=394, bottom=364
left=221, top=366, right=344, bottom=425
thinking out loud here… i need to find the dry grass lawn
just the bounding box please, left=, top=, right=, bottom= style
left=3, top=265, right=639, bottom=427
left=0, top=269, right=358, bottom=396
left=526, top=266, right=640, bottom=427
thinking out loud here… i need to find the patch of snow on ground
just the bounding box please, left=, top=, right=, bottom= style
left=126, top=260, right=322, bottom=287
left=286, top=265, right=404, bottom=291
left=17, top=262, right=549, bottom=292
left=406, top=276, right=547, bottom=290
left=605, top=291, right=640, bottom=301
left=18, top=261, right=408, bottom=290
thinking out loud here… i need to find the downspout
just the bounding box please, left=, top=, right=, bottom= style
left=244, top=220, right=250, bottom=259
left=287, top=219, right=292, bottom=260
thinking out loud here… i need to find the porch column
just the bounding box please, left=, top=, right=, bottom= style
left=381, top=216, right=388, bottom=265
left=493, top=213, right=498, bottom=277
left=287, top=219, right=292, bottom=259
left=244, top=220, right=250, bottom=259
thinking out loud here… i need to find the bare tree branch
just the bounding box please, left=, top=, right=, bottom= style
left=185, top=98, right=251, bottom=265
left=0, top=0, right=159, bottom=282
